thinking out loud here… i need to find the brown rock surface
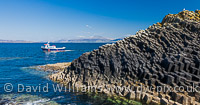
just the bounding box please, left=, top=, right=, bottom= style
left=38, top=62, right=71, bottom=71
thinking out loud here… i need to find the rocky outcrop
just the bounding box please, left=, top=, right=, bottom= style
left=38, top=62, right=71, bottom=71
left=50, top=10, right=200, bottom=105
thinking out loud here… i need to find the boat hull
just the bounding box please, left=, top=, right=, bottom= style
left=41, top=48, right=66, bottom=52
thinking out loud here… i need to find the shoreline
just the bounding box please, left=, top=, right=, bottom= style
left=37, top=62, right=180, bottom=105
left=46, top=62, right=167, bottom=105
left=36, top=62, right=144, bottom=105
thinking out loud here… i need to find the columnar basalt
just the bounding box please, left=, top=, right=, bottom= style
left=50, top=10, right=200, bottom=105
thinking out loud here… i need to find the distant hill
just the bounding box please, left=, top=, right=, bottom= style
left=0, top=39, right=33, bottom=43
left=55, top=36, right=124, bottom=43
left=0, top=36, right=125, bottom=43
left=110, top=38, right=124, bottom=42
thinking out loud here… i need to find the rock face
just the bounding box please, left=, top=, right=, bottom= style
left=50, top=10, right=200, bottom=105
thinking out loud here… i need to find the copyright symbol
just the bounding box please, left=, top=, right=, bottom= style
left=4, top=83, right=13, bottom=92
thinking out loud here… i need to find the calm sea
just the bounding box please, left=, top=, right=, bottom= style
left=0, top=43, right=106, bottom=104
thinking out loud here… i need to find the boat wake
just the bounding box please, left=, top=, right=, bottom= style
left=64, top=50, right=73, bottom=52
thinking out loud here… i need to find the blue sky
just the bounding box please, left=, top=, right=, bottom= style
left=0, top=0, right=199, bottom=41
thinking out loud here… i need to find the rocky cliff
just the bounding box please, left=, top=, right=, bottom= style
left=50, top=10, right=200, bottom=105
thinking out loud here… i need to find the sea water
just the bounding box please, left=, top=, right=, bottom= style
left=0, top=43, right=106, bottom=104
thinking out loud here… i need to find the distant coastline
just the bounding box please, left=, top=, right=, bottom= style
left=0, top=37, right=124, bottom=43
left=0, top=39, right=34, bottom=43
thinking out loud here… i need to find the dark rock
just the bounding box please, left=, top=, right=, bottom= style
left=52, top=10, right=200, bottom=105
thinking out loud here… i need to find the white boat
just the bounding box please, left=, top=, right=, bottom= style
left=41, top=42, right=66, bottom=52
